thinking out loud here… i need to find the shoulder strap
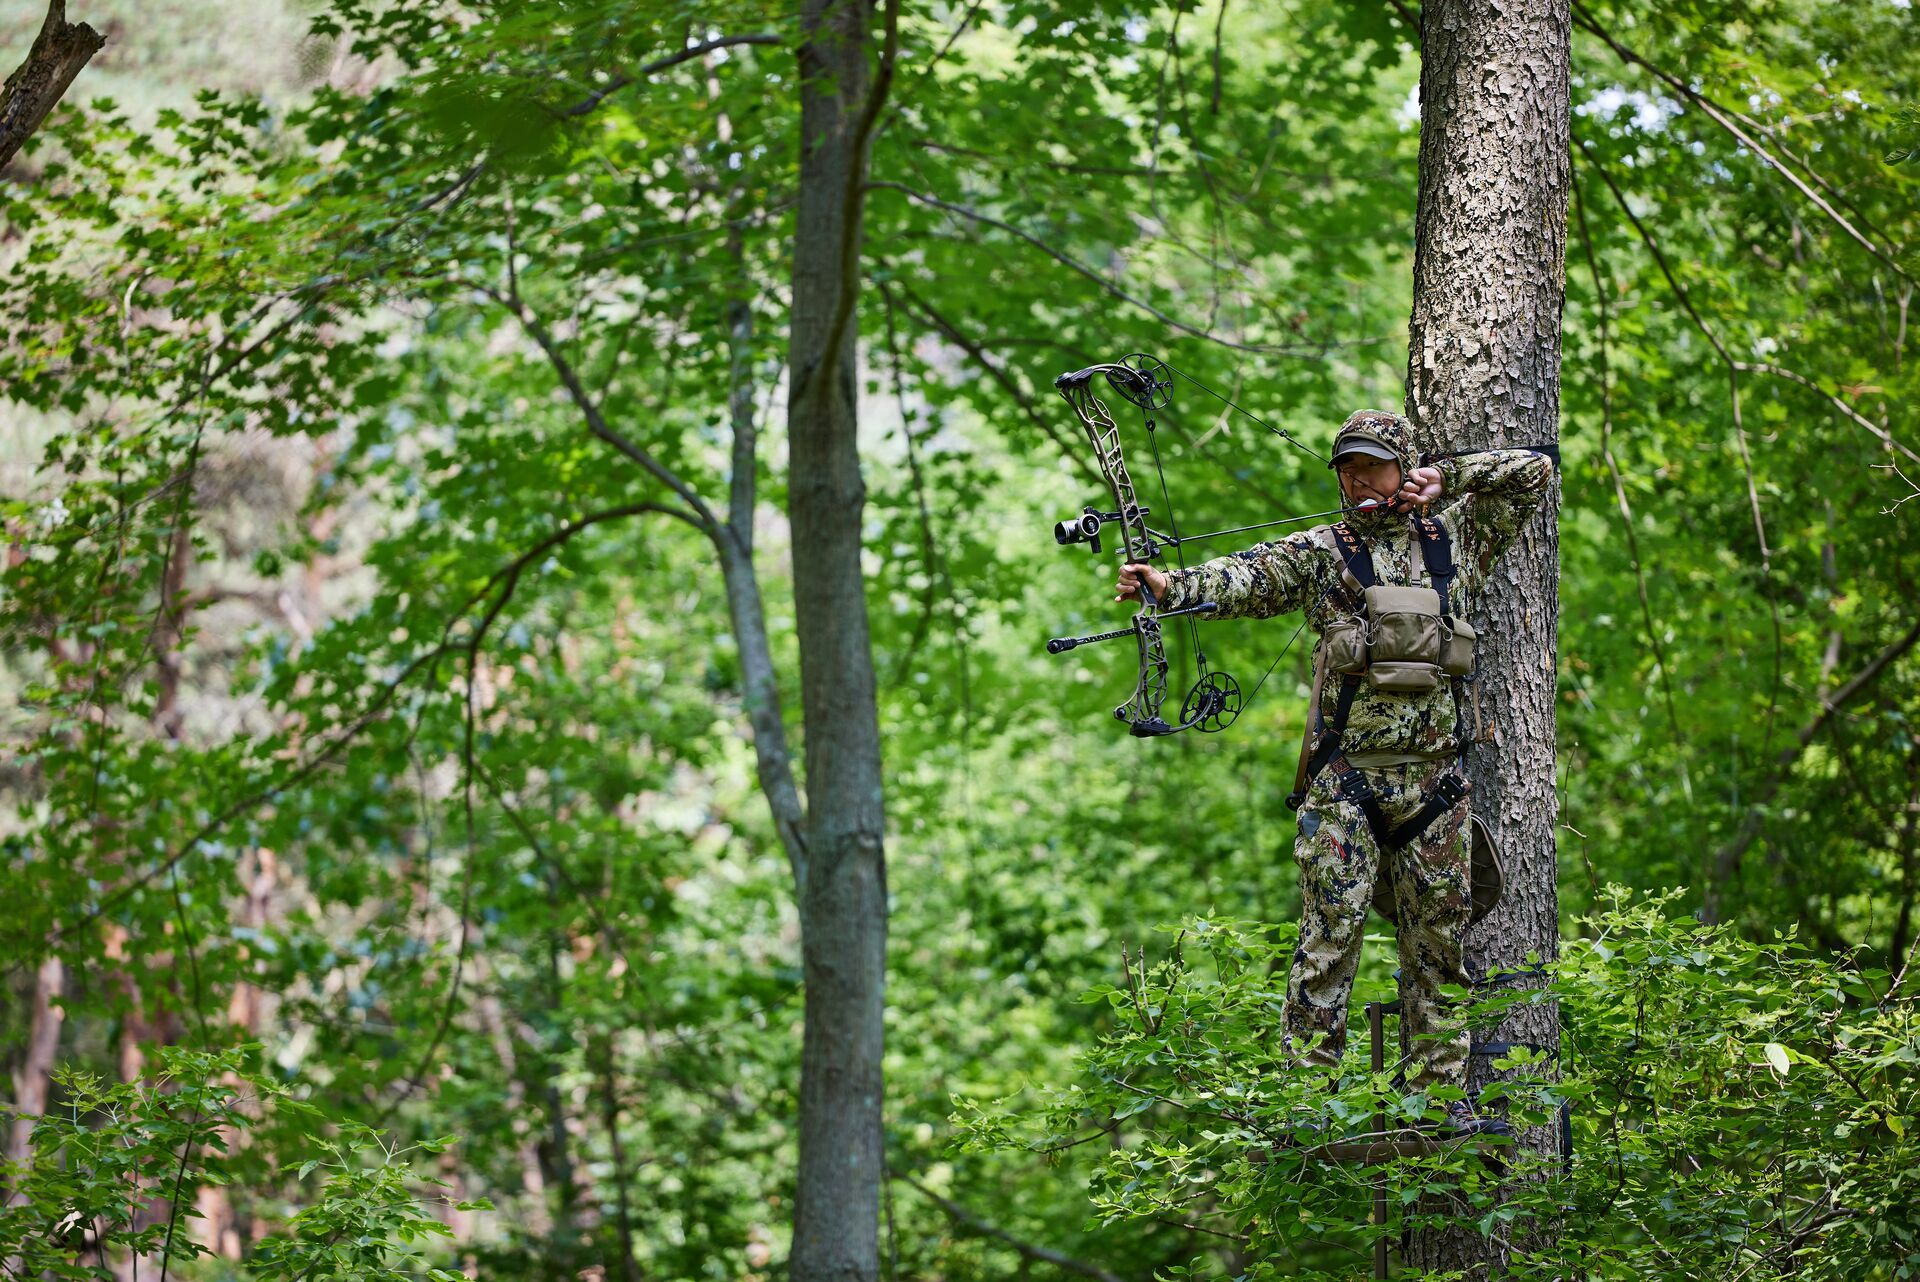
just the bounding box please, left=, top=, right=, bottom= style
left=1288, top=672, right=1363, bottom=812
left=1412, top=515, right=1457, bottom=613
left=1410, top=513, right=1478, bottom=754
left=1289, top=641, right=1329, bottom=807
left=1330, top=521, right=1377, bottom=590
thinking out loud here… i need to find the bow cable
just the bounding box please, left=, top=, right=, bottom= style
left=1161, top=363, right=1330, bottom=466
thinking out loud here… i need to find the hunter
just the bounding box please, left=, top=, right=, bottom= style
left=1115, top=410, right=1553, bottom=1135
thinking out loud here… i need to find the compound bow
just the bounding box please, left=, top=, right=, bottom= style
left=1046, top=353, right=1346, bottom=738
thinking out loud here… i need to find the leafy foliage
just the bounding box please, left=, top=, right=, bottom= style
left=0, top=1046, right=484, bottom=1281
left=0, top=0, right=1915, bottom=1275
left=959, top=894, right=1920, bottom=1279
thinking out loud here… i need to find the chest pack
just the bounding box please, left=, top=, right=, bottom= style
left=1320, top=518, right=1476, bottom=693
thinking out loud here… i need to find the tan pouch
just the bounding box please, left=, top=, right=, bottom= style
left=1441, top=615, right=1477, bottom=677
left=1322, top=616, right=1369, bottom=675
left=1362, top=583, right=1444, bottom=694
left=1367, top=660, right=1442, bottom=693
left=1364, top=584, right=1444, bottom=663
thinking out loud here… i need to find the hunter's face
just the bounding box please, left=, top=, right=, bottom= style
left=1335, top=455, right=1403, bottom=507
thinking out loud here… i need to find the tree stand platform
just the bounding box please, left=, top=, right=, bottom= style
left=1253, top=1000, right=1499, bottom=1279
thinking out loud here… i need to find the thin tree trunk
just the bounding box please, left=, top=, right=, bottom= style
left=538, top=868, right=582, bottom=1260
left=591, top=1034, right=640, bottom=1282
left=720, top=268, right=810, bottom=889
left=5, top=956, right=64, bottom=1177
left=786, top=0, right=888, bottom=1278
left=193, top=846, right=278, bottom=1259
left=1885, top=749, right=1919, bottom=969
left=1403, top=0, right=1571, bottom=1273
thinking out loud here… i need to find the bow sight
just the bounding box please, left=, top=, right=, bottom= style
left=1054, top=505, right=1149, bottom=557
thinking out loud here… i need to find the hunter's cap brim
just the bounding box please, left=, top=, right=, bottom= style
left=1328, top=438, right=1399, bottom=467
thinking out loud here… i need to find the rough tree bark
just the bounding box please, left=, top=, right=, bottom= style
left=1402, top=0, right=1570, bottom=1273
left=0, top=1, right=105, bottom=171
left=786, top=1, right=889, bottom=1279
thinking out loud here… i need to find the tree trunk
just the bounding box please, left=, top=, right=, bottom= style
left=786, top=2, right=887, bottom=1280
left=5, top=956, right=64, bottom=1177
left=1403, top=0, right=1570, bottom=1273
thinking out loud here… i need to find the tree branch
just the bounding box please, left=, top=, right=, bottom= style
left=719, top=234, right=810, bottom=891
left=811, top=0, right=902, bottom=395
left=895, top=1174, right=1126, bottom=1282
left=1571, top=0, right=1913, bottom=286
left=554, top=34, right=785, bottom=118
left=463, top=277, right=723, bottom=534
left=1731, top=361, right=1919, bottom=466
left=10, top=503, right=692, bottom=966
left=869, top=181, right=1383, bottom=357
left=885, top=280, right=1105, bottom=491
left=0, top=0, right=106, bottom=170
left=1709, top=614, right=1920, bottom=906
left=1577, top=135, right=1785, bottom=755
left=1570, top=177, right=1686, bottom=761
left=907, top=137, right=1154, bottom=178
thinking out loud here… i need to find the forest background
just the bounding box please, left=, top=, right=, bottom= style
left=1, top=0, right=1917, bottom=1278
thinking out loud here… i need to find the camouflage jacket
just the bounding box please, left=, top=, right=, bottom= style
left=1160, top=447, right=1553, bottom=758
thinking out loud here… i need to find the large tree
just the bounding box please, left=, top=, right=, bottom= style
left=1403, top=0, right=1571, bottom=1270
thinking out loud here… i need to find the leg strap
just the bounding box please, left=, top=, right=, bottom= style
left=1385, top=771, right=1466, bottom=848
left=1332, top=761, right=1466, bottom=850
left=1331, top=762, right=1395, bottom=847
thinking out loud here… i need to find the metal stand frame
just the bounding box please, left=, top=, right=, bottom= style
left=1266, top=1000, right=1477, bottom=1279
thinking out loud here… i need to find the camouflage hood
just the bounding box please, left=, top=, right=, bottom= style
left=1330, top=409, right=1418, bottom=532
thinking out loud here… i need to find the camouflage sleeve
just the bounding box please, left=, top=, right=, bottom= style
left=1435, top=449, right=1554, bottom=588
left=1159, top=530, right=1330, bottom=621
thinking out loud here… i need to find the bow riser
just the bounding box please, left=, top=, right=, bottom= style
left=1060, top=378, right=1167, bottom=730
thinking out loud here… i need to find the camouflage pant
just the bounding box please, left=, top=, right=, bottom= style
left=1281, top=759, right=1472, bottom=1089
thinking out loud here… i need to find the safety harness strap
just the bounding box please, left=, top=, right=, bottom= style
left=1389, top=770, right=1466, bottom=846
left=1331, top=760, right=1466, bottom=849
left=1288, top=519, right=1467, bottom=853
left=1412, top=515, right=1456, bottom=613
left=1287, top=673, right=1360, bottom=812
left=1330, top=520, right=1378, bottom=590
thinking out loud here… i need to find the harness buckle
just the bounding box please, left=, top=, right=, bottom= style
left=1431, top=772, right=1468, bottom=811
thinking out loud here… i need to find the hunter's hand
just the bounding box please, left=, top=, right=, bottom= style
left=1116, top=563, right=1170, bottom=604
left=1397, top=465, right=1444, bottom=510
